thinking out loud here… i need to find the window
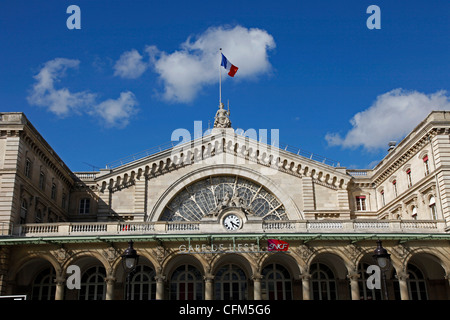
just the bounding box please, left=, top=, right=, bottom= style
left=423, top=155, right=430, bottom=175
left=261, top=263, right=292, bottom=300
left=380, top=190, right=385, bottom=207
left=79, top=266, right=106, bottom=300
left=51, top=183, right=57, bottom=200
left=215, top=264, right=247, bottom=300
left=79, top=198, right=90, bottom=214
left=25, top=158, right=32, bottom=178
left=170, top=265, right=203, bottom=300
left=393, top=264, right=429, bottom=300
left=407, top=264, right=428, bottom=300
left=31, top=267, right=56, bottom=300
left=62, top=193, right=66, bottom=209
left=39, top=172, right=45, bottom=190
left=429, top=196, right=437, bottom=220
left=20, top=199, right=28, bottom=224
left=128, top=265, right=156, bottom=300
left=393, top=180, right=398, bottom=197
left=36, top=209, right=42, bottom=223
left=47, top=209, right=54, bottom=223
left=356, top=196, right=366, bottom=211
left=310, top=263, right=337, bottom=300
left=406, top=169, right=412, bottom=188
left=161, top=176, right=287, bottom=221
left=412, top=206, right=418, bottom=220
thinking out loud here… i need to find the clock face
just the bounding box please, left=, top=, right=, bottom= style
left=223, top=214, right=241, bottom=231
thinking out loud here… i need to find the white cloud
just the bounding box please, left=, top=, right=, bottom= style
left=28, top=58, right=139, bottom=128
left=90, top=91, right=138, bottom=128
left=27, top=58, right=96, bottom=116
left=144, top=25, right=276, bottom=103
left=325, top=89, right=450, bottom=151
left=113, top=49, right=148, bottom=79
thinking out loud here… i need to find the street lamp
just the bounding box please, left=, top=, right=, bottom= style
left=372, top=240, right=391, bottom=300
left=121, top=240, right=140, bottom=300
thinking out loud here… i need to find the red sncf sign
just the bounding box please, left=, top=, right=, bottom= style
left=267, top=239, right=289, bottom=251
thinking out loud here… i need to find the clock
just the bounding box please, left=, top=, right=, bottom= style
left=223, top=214, right=241, bottom=231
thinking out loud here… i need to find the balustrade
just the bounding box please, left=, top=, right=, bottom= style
left=6, top=219, right=443, bottom=237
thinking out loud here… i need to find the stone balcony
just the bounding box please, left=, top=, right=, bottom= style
left=0, top=219, right=447, bottom=239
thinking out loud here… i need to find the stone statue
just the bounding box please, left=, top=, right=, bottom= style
left=214, top=102, right=231, bottom=128
left=209, top=191, right=253, bottom=216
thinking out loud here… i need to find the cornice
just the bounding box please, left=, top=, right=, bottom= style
left=95, top=131, right=351, bottom=191
left=372, top=128, right=439, bottom=186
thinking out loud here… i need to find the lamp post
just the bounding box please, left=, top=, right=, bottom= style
left=372, top=240, right=391, bottom=300
left=121, top=240, right=140, bottom=300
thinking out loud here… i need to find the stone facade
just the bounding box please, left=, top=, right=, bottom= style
left=1, top=110, right=450, bottom=300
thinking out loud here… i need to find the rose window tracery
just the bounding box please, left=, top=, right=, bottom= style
left=160, top=176, right=287, bottom=221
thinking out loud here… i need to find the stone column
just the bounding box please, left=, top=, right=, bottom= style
left=252, top=273, right=263, bottom=300
left=396, top=271, right=410, bottom=300
left=105, top=276, right=116, bottom=300
left=300, top=273, right=311, bottom=300
left=155, top=273, right=166, bottom=300
left=54, top=275, right=66, bottom=300
left=347, top=272, right=360, bottom=300
left=204, top=274, right=214, bottom=300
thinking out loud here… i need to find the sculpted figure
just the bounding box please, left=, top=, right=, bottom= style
left=214, top=103, right=231, bottom=128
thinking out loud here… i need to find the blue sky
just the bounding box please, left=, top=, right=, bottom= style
left=1, top=0, right=449, bottom=172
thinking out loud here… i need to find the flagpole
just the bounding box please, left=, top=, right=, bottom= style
left=219, top=48, right=222, bottom=105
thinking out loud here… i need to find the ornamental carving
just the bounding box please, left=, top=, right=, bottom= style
left=154, top=245, right=171, bottom=265
left=52, top=247, right=71, bottom=265
left=102, top=246, right=120, bottom=264
left=343, top=244, right=363, bottom=264
left=391, top=243, right=411, bottom=264
left=295, top=244, right=315, bottom=264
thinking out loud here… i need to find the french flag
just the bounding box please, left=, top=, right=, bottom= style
left=221, top=53, right=239, bottom=77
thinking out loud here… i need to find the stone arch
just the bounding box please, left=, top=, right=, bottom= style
left=212, top=253, right=254, bottom=278
left=164, top=253, right=206, bottom=280
left=148, top=164, right=303, bottom=221
left=308, top=249, right=350, bottom=279
left=403, top=247, right=450, bottom=276
left=8, top=253, right=61, bottom=286
left=10, top=256, right=58, bottom=299
left=260, top=252, right=301, bottom=280
left=64, top=250, right=111, bottom=276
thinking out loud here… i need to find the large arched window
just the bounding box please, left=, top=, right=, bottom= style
left=310, top=262, right=337, bottom=300
left=215, top=264, right=248, bottom=300
left=261, top=263, right=292, bottom=300
left=31, top=267, right=56, bottom=300
left=170, top=265, right=204, bottom=300
left=407, top=264, right=428, bottom=300
left=393, top=264, right=428, bottom=300
left=161, top=176, right=286, bottom=221
left=129, top=265, right=156, bottom=300
left=79, top=266, right=106, bottom=300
